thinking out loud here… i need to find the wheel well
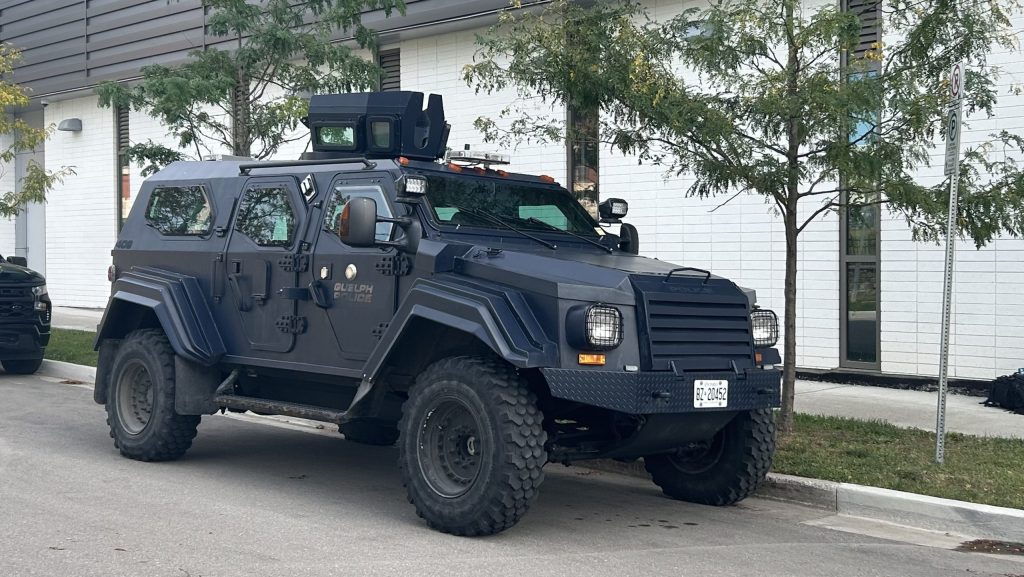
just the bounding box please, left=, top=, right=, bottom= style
left=378, top=318, right=501, bottom=392
left=97, top=300, right=161, bottom=342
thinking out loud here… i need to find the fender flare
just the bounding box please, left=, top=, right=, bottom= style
left=95, top=266, right=226, bottom=366
left=362, top=277, right=557, bottom=383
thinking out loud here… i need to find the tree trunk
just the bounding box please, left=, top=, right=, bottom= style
left=779, top=213, right=798, bottom=433
left=231, top=71, right=252, bottom=158
left=778, top=0, right=800, bottom=434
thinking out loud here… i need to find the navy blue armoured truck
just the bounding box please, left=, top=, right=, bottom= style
left=94, top=92, right=781, bottom=535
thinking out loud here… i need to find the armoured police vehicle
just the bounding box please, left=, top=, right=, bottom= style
left=94, top=91, right=781, bottom=536
left=0, top=254, right=50, bottom=374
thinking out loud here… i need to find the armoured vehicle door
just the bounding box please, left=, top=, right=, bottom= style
left=312, top=176, right=399, bottom=364
left=225, top=178, right=306, bottom=353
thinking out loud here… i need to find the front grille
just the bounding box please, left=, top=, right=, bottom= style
left=631, top=274, right=754, bottom=372
left=0, top=285, right=37, bottom=321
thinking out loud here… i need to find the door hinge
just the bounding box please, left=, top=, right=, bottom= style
left=278, top=254, right=309, bottom=273
left=275, top=315, right=307, bottom=334
left=375, top=254, right=410, bottom=276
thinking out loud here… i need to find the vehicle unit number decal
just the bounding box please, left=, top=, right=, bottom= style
left=693, top=379, right=729, bottom=408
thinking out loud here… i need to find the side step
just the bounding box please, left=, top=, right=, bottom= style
left=214, top=394, right=347, bottom=424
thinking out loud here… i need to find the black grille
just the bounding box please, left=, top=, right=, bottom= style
left=0, top=285, right=36, bottom=321
left=631, top=275, right=754, bottom=372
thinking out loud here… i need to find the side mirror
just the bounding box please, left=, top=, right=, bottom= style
left=338, top=197, right=378, bottom=247
left=599, top=198, right=628, bottom=223
left=618, top=223, right=639, bottom=255
left=6, top=256, right=28, bottom=267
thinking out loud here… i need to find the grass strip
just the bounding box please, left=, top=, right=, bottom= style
left=775, top=413, right=1024, bottom=510
left=45, top=328, right=98, bottom=367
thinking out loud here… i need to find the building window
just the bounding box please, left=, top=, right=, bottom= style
left=378, top=48, right=400, bottom=92
left=116, top=106, right=131, bottom=230
left=566, top=105, right=599, bottom=219
left=840, top=0, right=881, bottom=368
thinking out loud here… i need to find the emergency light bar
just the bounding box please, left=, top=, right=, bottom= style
left=447, top=149, right=511, bottom=167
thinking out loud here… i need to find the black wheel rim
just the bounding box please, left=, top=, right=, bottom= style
left=116, top=360, right=154, bottom=435
left=667, top=431, right=726, bottom=475
left=416, top=396, right=485, bottom=498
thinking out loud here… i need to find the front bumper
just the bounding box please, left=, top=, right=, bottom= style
left=0, top=322, right=49, bottom=360
left=540, top=366, right=781, bottom=414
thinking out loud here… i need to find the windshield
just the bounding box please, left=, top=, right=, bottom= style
left=423, top=174, right=599, bottom=236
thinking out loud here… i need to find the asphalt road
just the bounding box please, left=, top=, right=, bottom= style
left=2, top=375, right=1021, bottom=577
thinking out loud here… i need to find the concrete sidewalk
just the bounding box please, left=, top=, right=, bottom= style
left=796, top=379, right=1021, bottom=439
left=51, top=306, right=103, bottom=332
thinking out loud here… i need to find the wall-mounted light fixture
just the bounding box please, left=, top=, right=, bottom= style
left=57, top=118, right=82, bottom=132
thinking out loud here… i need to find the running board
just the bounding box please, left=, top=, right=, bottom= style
left=214, top=394, right=347, bottom=424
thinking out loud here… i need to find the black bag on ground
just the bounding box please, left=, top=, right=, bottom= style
left=985, top=373, right=1024, bottom=414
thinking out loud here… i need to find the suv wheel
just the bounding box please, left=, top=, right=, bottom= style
left=2, top=357, right=43, bottom=375
left=398, top=356, right=547, bottom=536
left=644, top=409, right=775, bottom=505
left=105, top=329, right=200, bottom=462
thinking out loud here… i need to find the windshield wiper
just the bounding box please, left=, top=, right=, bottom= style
left=451, top=205, right=557, bottom=250
left=524, top=217, right=614, bottom=254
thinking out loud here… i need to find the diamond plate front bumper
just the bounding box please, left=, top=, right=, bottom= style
left=539, top=367, right=781, bottom=414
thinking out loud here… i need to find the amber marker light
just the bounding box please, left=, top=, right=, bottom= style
left=539, top=174, right=555, bottom=183
left=755, top=352, right=763, bottom=364
left=448, top=163, right=463, bottom=172
left=398, top=156, right=410, bottom=166
left=496, top=170, right=509, bottom=177
left=578, top=353, right=606, bottom=366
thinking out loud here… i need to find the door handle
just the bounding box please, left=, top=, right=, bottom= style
left=228, top=274, right=249, bottom=311
left=308, top=280, right=331, bottom=308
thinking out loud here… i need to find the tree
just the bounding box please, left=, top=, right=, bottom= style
left=464, top=0, right=1024, bottom=432
left=0, top=44, right=74, bottom=217
left=97, top=0, right=404, bottom=175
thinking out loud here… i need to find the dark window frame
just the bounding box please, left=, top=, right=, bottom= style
left=144, top=184, right=216, bottom=237
left=839, top=0, right=882, bottom=370
left=233, top=184, right=300, bottom=249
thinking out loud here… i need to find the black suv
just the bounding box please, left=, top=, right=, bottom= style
left=94, top=92, right=781, bottom=536
left=0, top=254, right=50, bottom=374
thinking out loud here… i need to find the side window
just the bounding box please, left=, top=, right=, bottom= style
left=323, top=184, right=394, bottom=242
left=235, top=186, right=297, bottom=247
left=145, top=185, right=213, bottom=235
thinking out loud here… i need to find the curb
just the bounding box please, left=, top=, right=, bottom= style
left=34, top=359, right=1024, bottom=542
left=39, top=359, right=96, bottom=383
left=581, top=459, right=1024, bottom=542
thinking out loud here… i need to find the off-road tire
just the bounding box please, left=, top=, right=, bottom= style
left=105, top=329, right=200, bottom=462
left=2, top=357, right=43, bottom=374
left=644, top=409, right=775, bottom=506
left=339, top=420, right=400, bottom=446
left=398, top=356, right=547, bottom=536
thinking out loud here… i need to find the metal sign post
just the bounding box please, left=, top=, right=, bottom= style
left=936, top=62, right=964, bottom=465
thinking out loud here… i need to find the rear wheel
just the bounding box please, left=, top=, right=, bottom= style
left=105, top=329, right=200, bottom=461
left=644, top=409, right=775, bottom=505
left=2, top=357, right=43, bottom=375
left=398, top=356, right=547, bottom=536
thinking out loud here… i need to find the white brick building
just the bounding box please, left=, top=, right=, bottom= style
left=2, top=0, right=1022, bottom=380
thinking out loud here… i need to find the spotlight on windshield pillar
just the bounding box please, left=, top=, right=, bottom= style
left=599, top=198, right=629, bottom=222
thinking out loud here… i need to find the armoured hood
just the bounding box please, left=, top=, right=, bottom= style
left=443, top=244, right=749, bottom=306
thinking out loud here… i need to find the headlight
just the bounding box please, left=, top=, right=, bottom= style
left=32, top=285, right=47, bottom=297
left=751, top=309, right=778, bottom=348
left=585, top=305, right=623, bottom=350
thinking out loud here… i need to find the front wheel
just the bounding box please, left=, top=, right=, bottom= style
left=398, top=357, right=547, bottom=536
left=2, top=357, right=43, bottom=374
left=644, top=409, right=775, bottom=505
left=105, top=329, right=200, bottom=462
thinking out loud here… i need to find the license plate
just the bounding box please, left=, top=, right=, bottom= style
left=694, top=379, right=729, bottom=408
